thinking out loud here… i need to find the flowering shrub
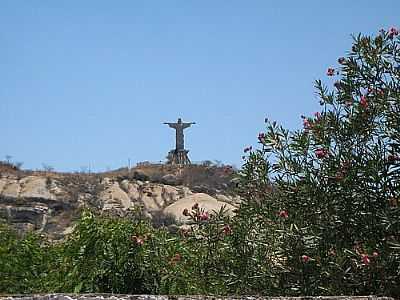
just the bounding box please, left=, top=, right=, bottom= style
left=238, top=28, right=400, bottom=296
left=0, top=206, right=236, bottom=295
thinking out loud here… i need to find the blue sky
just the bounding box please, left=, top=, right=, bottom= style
left=1, top=1, right=399, bottom=171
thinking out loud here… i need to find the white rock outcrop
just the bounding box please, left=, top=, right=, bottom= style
left=163, top=193, right=236, bottom=223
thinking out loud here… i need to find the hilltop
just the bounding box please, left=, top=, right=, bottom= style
left=0, top=161, right=240, bottom=239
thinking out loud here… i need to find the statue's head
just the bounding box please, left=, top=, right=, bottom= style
left=178, top=118, right=182, bottom=123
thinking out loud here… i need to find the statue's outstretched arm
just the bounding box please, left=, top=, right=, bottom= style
left=182, top=122, right=196, bottom=129
left=164, top=122, right=177, bottom=129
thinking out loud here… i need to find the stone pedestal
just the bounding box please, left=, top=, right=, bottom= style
left=167, top=149, right=191, bottom=165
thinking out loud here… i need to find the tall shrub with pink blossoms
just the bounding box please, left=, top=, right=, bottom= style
left=238, top=28, right=400, bottom=296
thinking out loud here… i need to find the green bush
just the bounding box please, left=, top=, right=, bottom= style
left=0, top=223, right=58, bottom=293
left=238, top=27, right=400, bottom=296
left=0, top=207, right=235, bottom=295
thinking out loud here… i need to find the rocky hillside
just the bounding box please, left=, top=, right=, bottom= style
left=0, top=162, right=240, bottom=239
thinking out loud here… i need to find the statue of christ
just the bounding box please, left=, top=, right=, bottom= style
left=164, top=118, right=195, bottom=151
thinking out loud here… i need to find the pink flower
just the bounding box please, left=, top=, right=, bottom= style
left=244, top=146, right=252, bottom=153
left=360, top=95, right=368, bottom=108
left=278, top=210, right=289, bottom=218
left=182, top=208, right=190, bottom=216
left=170, top=253, right=182, bottom=265
left=172, top=253, right=181, bottom=262
left=303, top=118, right=311, bottom=130
left=367, top=87, right=373, bottom=94
left=301, top=255, right=310, bottom=263
left=338, top=57, right=346, bottom=64
left=131, top=235, right=144, bottom=246
left=327, top=68, right=335, bottom=76
left=199, top=211, right=209, bottom=221
left=372, top=251, right=379, bottom=258
left=258, top=133, right=266, bottom=142
left=361, top=254, right=370, bottom=265
left=389, top=27, right=399, bottom=39
left=315, top=148, right=328, bottom=159
left=223, top=225, right=232, bottom=235
left=314, top=112, right=321, bottom=120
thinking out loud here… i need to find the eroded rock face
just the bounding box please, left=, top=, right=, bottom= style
left=100, top=182, right=132, bottom=210
left=2, top=179, right=21, bottom=198
left=0, top=173, right=240, bottom=238
left=20, top=176, right=56, bottom=200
